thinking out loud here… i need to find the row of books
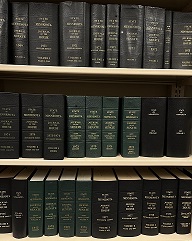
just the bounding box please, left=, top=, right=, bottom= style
left=1, top=166, right=192, bottom=239
left=0, top=1, right=192, bottom=69
left=0, top=92, right=192, bottom=159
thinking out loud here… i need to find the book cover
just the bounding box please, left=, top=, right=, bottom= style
left=0, top=0, right=8, bottom=63
left=163, top=11, right=172, bottom=69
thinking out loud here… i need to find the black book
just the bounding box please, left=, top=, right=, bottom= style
left=151, top=167, right=178, bottom=234
left=135, top=167, right=161, bottom=236
left=12, top=167, right=35, bottom=238
left=0, top=0, right=8, bottom=63
left=43, top=94, right=65, bottom=160
left=115, top=167, right=142, bottom=237
left=66, top=96, right=86, bottom=158
left=163, top=11, right=172, bottom=69
left=120, top=5, right=144, bottom=68
left=21, top=93, right=43, bottom=158
left=167, top=168, right=192, bottom=234
left=29, top=2, right=58, bottom=66
left=0, top=166, right=23, bottom=233
left=172, top=12, right=192, bottom=69
left=60, top=1, right=90, bottom=66
left=91, top=4, right=106, bottom=67
left=11, top=2, right=28, bottom=65
left=143, top=6, right=165, bottom=69
left=92, top=168, right=118, bottom=238
left=166, top=97, right=192, bottom=157
left=140, top=97, right=167, bottom=157
left=0, top=92, right=20, bottom=159
left=106, top=4, right=120, bottom=68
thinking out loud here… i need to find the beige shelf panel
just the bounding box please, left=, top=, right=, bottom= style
left=0, top=233, right=192, bottom=241
left=0, top=156, right=192, bottom=166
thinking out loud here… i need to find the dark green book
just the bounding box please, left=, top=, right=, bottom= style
left=102, top=97, right=119, bottom=157
left=59, top=168, right=77, bottom=237
left=86, top=96, right=102, bottom=157
left=76, top=168, right=92, bottom=236
left=66, top=96, right=86, bottom=157
left=121, top=97, right=141, bottom=157
left=44, top=168, right=62, bottom=236
left=28, top=168, right=49, bottom=237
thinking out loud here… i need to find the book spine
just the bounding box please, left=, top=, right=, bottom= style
left=0, top=0, right=8, bottom=63
left=43, top=95, right=65, bottom=160
left=76, top=181, right=92, bottom=236
left=141, top=180, right=161, bottom=235
left=66, top=96, right=85, bottom=157
left=140, top=97, right=167, bottom=157
left=143, top=6, right=165, bottom=69
left=92, top=180, right=118, bottom=238
left=29, top=2, right=58, bottom=66
left=102, top=97, right=119, bottom=157
left=59, top=180, right=75, bottom=237
left=163, top=11, right=172, bottom=69
left=60, top=2, right=90, bottom=66
left=28, top=181, right=44, bottom=237
left=21, top=94, right=43, bottom=158
left=166, top=97, right=192, bottom=157
left=11, top=2, right=28, bottom=65
left=91, top=4, right=106, bottom=67
left=121, top=97, right=141, bottom=157
left=106, top=4, right=119, bottom=68
left=0, top=92, right=19, bottom=158
left=86, top=96, right=102, bottom=157
left=0, top=179, right=11, bottom=233
left=172, top=12, right=192, bottom=69
left=120, top=5, right=144, bottom=68
left=44, top=180, right=58, bottom=236
left=118, top=180, right=142, bottom=237
left=12, top=179, right=28, bottom=238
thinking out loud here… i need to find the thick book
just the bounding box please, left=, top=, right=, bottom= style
left=28, top=168, right=49, bottom=237
left=66, top=96, right=86, bottom=157
left=21, top=93, right=43, bottom=158
left=140, top=97, right=167, bottom=157
left=76, top=168, right=92, bottom=236
left=106, top=4, right=120, bottom=68
left=163, top=11, right=172, bottom=69
left=167, top=168, right=192, bottom=234
left=121, top=97, right=141, bottom=157
left=120, top=5, right=144, bottom=68
left=44, top=168, right=62, bottom=236
left=60, top=1, right=90, bottom=66
left=115, top=167, right=142, bottom=237
left=59, top=168, right=77, bottom=237
left=102, top=97, right=119, bottom=157
left=172, top=12, right=192, bottom=69
left=91, top=4, right=106, bottom=67
left=86, top=96, right=102, bottom=157
left=0, top=0, right=8, bottom=63
left=151, top=167, right=178, bottom=234
left=135, top=167, right=161, bottom=236
left=166, top=97, right=192, bottom=157
left=92, top=168, right=118, bottom=238
left=12, top=167, right=35, bottom=238
left=11, top=2, right=29, bottom=65
left=0, top=166, right=23, bottom=233
left=0, top=92, right=20, bottom=158
left=29, top=2, right=58, bottom=66
left=143, top=6, right=165, bottom=68
left=43, top=94, right=65, bottom=160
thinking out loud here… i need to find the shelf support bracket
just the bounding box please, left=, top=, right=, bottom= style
left=171, top=83, right=185, bottom=97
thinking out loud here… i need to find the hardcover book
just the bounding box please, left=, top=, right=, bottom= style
left=60, top=1, right=90, bottom=66
left=163, top=11, right=172, bottom=69
left=0, top=0, right=8, bottom=63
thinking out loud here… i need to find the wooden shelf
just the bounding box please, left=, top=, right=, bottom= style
left=0, top=156, right=192, bottom=166
left=1, top=233, right=192, bottom=241
left=0, top=65, right=192, bottom=84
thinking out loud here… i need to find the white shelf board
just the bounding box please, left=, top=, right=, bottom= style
left=0, top=156, right=191, bottom=166
left=0, top=233, right=192, bottom=241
